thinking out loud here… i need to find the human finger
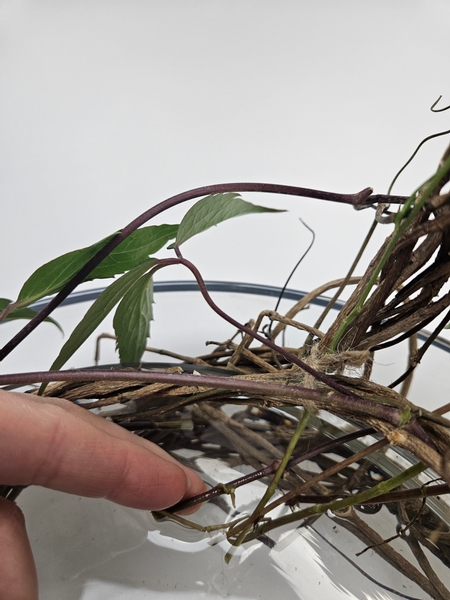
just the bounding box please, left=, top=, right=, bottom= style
left=0, top=389, right=204, bottom=510
left=26, top=392, right=206, bottom=501
left=0, top=497, right=38, bottom=600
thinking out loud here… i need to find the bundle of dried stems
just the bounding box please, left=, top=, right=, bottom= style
left=2, top=143, right=450, bottom=599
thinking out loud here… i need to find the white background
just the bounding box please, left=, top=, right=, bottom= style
left=1, top=1, right=450, bottom=371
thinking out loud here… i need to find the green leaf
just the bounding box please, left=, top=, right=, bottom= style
left=175, top=193, right=285, bottom=246
left=0, top=298, right=63, bottom=333
left=16, top=224, right=177, bottom=310
left=17, top=234, right=116, bottom=307
left=88, top=224, right=178, bottom=280
left=48, top=259, right=155, bottom=373
left=113, top=273, right=153, bottom=364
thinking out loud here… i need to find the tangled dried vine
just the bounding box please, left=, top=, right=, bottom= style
left=2, top=145, right=450, bottom=598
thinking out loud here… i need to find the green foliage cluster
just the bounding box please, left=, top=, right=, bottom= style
left=0, top=193, right=283, bottom=367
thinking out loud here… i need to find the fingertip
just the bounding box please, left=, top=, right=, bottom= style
left=105, top=452, right=189, bottom=511
left=175, top=470, right=208, bottom=515
left=183, top=469, right=208, bottom=499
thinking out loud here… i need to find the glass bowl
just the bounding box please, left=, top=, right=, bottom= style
left=3, top=281, right=450, bottom=600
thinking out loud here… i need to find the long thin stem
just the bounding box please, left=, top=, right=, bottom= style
left=0, top=367, right=415, bottom=429
left=387, top=128, right=450, bottom=195
left=227, top=438, right=389, bottom=539
left=285, top=483, right=450, bottom=507
left=169, top=425, right=376, bottom=512
left=388, top=307, right=450, bottom=388
left=257, top=410, right=310, bottom=509
left=0, top=184, right=377, bottom=361
left=240, top=460, right=426, bottom=542
left=168, top=254, right=366, bottom=399
left=272, top=218, right=315, bottom=316
left=225, top=409, right=312, bottom=559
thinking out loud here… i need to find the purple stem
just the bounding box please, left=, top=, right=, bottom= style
left=165, top=254, right=437, bottom=450
left=0, top=368, right=412, bottom=427
left=168, top=253, right=363, bottom=398
left=168, top=426, right=376, bottom=512
left=0, top=183, right=380, bottom=361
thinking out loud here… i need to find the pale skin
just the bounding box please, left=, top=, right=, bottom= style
left=0, top=388, right=206, bottom=600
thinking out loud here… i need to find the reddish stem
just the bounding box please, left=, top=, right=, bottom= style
left=0, top=183, right=381, bottom=361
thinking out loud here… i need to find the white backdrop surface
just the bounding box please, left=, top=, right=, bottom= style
left=1, top=1, right=450, bottom=367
